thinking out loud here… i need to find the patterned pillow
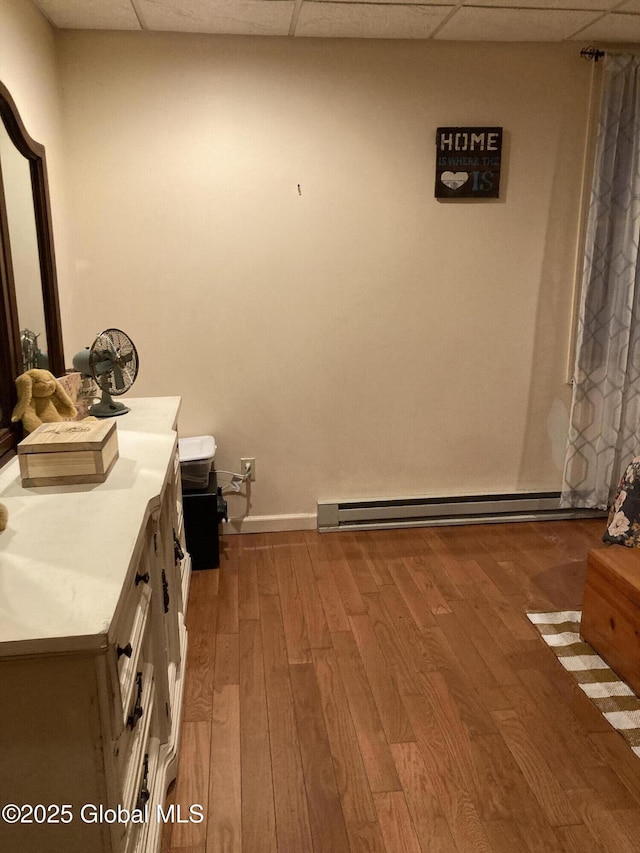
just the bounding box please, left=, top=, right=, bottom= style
left=603, top=457, right=640, bottom=547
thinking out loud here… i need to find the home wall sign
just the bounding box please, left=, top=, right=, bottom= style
left=435, top=127, right=503, bottom=199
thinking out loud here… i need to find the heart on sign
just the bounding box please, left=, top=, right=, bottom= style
left=441, top=171, right=469, bottom=190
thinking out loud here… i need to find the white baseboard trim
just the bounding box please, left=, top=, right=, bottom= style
left=223, top=513, right=317, bottom=534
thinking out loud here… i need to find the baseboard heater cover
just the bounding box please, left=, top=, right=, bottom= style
left=317, top=492, right=606, bottom=532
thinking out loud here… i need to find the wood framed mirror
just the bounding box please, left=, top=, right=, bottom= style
left=0, top=80, right=64, bottom=466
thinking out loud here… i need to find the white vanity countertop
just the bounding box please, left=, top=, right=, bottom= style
left=0, top=397, right=181, bottom=658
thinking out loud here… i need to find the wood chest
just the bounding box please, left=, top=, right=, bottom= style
left=581, top=547, right=640, bottom=694
left=17, top=418, right=119, bottom=486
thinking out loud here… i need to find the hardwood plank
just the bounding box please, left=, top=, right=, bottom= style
left=401, top=691, right=493, bottom=853
left=570, top=789, right=640, bottom=853
left=499, top=683, right=589, bottom=791
left=217, top=560, right=239, bottom=634
left=365, top=588, right=424, bottom=694
left=391, top=741, right=460, bottom=853
left=289, top=662, right=351, bottom=853
left=402, top=554, right=453, bottom=615
left=331, top=630, right=401, bottom=793
left=348, top=612, right=415, bottom=744
left=312, top=647, right=387, bottom=852
left=517, top=645, right=612, bottom=734
left=336, top=534, right=379, bottom=595
left=167, top=848, right=206, bottom=853
left=170, top=721, right=210, bottom=849
left=259, top=592, right=314, bottom=852
left=291, top=545, right=333, bottom=649
left=214, top=633, right=239, bottom=686
left=275, top=555, right=312, bottom=664
left=182, top=630, right=216, bottom=723
left=352, top=532, right=394, bottom=586
left=256, top=536, right=279, bottom=596
left=373, top=791, right=422, bottom=853
left=185, top=568, right=219, bottom=633
left=515, top=667, right=606, bottom=775
left=457, top=562, right=540, bottom=651
left=309, top=548, right=351, bottom=633
left=238, top=547, right=259, bottom=621
left=480, top=819, right=532, bottom=853
left=491, top=708, right=580, bottom=827
left=590, top=730, right=640, bottom=807
left=418, top=670, right=486, bottom=809
left=419, top=624, right=505, bottom=729
left=238, top=620, right=277, bottom=853
left=206, top=685, right=242, bottom=853
left=330, top=557, right=368, bottom=616
left=469, top=734, right=517, bottom=821
left=447, top=598, right=520, bottom=686
left=556, top=822, right=608, bottom=853
left=429, top=551, right=470, bottom=591
left=387, top=560, right=437, bottom=628
left=469, top=731, right=567, bottom=853
left=435, top=611, right=508, bottom=709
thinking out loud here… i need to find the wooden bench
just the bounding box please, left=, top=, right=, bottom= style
left=581, top=547, right=640, bottom=695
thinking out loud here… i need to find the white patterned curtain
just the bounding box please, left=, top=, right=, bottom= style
left=562, top=53, right=640, bottom=510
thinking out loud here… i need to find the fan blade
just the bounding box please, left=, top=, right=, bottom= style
left=117, top=348, right=134, bottom=365
left=93, top=358, right=114, bottom=376
left=112, top=364, right=125, bottom=391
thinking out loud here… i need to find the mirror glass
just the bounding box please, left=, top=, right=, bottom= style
left=0, top=79, right=64, bottom=465
left=0, top=121, right=48, bottom=372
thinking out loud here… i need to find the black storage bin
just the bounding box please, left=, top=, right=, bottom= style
left=182, top=471, right=227, bottom=570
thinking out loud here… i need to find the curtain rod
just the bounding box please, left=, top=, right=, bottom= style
left=580, top=46, right=605, bottom=62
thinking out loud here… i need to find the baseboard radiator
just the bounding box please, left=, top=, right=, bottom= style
left=317, top=492, right=606, bottom=532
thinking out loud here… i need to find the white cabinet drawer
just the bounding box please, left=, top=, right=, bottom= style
left=115, top=580, right=152, bottom=727
left=114, top=660, right=154, bottom=784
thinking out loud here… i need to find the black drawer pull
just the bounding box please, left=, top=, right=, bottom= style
left=173, top=531, right=184, bottom=564
left=162, top=569, right=170, bottom=614
left=135, top=571, right=150, bottom=586
left=127, top=673, right=144, bottom=730
left=136, top=753, right=150, bottom=811
left=117, top=642, right=132, bottom=660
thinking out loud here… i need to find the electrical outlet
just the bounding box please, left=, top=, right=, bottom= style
left=241, top=457, right=256, bottom=482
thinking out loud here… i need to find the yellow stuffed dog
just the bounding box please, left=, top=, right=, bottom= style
left=11, top=369, right=77, bottom=434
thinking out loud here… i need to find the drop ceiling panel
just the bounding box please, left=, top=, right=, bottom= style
left=569, top=11, right=640, bottom=38
left=29, top=0, right=640, bottom=41
left=295, top=2, right=454, bottom=38
left=135, top=0, right=294, bottom=35
left=34, top=0, right=141, bottom=29
left=434, top=6, right=600, bottom=39
left=470, top=0, right=614, bottom=10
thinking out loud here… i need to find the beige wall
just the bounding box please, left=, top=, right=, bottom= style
left=54, top=32, right=591, bottom=528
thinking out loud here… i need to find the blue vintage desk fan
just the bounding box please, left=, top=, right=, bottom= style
left=72, top=328, right=139, bottom=417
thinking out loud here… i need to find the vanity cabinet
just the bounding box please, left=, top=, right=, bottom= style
left=0, top=397, right=191, bottom=853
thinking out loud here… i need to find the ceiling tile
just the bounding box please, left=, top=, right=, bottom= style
left=469, top=0, right=613, bottom=10
left=569, top=11, right=640, bottom=38
left=33, top=0, right=141, bottom=29
left=295, top=2, right=454, bottom=38
left=317, top=0, right=449, bottom=4
left=435, top=6, right=600, bottom=39
left=135, top=0, right=294, bottom=35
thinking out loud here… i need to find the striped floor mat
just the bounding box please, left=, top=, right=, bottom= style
left=527, top=610, right=640, bottom=757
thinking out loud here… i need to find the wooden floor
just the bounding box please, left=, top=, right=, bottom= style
left=161, top=519, right=640, bottom=853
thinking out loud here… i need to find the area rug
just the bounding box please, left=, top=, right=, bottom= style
left=527, top=610, right=640, bottom=757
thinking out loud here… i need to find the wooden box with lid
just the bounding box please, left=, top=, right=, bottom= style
left=17, top=418, right=119, bottom=487
left=581, top=547, right=640, bottom=694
